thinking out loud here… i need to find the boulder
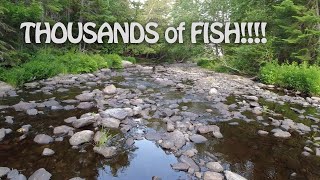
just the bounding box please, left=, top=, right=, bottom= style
left=53, top=125, right=74, bottom=135
left=206, top=162, right=224, bottom=172
left=100, top=108, right=128, bottom=120
left=103, top=85, right=117, bottom=94
left=203, top=171, right=223, bottom=180
left=225, top=170, right=247, bottom=180
left=190, top=134, right=208, bottom=144
left=72, top=116, right=95, bottom=129
left=171, top=163, right=189, bottom=171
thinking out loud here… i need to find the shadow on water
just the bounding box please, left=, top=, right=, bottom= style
left=196, top=120, right=320, bottom=180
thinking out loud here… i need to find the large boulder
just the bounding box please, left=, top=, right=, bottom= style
left=69, top=130, right=94, bottom=146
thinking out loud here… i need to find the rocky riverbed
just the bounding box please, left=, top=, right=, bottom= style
left=0, top=62, right=320, bottom=180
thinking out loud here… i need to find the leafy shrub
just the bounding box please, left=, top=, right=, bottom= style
left=104, top=54, right=123, bottom=69
left=197, top=59, right=215, bottom=69
left=260, top=62, right=320, bottom=95
left=124, top=57, right=137, bottom=64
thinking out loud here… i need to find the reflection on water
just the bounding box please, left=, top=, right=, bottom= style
left=196, top=121, right=320, bottom=180
left=98, top=139, right=187, bottom=180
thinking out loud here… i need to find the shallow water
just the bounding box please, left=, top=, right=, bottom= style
left=1, top=67, right=320, bottom=179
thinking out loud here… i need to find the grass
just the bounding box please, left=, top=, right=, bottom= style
left=0, top=49, right=124, bottom=86
left=96, top=127, right=114, bottom=147
left=260, top=62, right=320, bottom=95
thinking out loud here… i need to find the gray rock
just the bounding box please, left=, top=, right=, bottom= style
left=167, top=122, right=175, bottom=132
left=13, top=101, right=36, bottom=111
left=72, top=116, right=95, bottom=129
left=103, top=85, right=117, bottom=94
left=7, top=169, right=19, bottom=179
left=93, top=146, right=117, bottom=158
left=209, top=88, right=218, bottom=95
left=42, top=148, right=55, bottom=156
left=190, top=134, right=208, bottom=143
left=179, top=155, right=199, bottom=172
left=162, top=130, right=186, bottom=150
left=28, top=168, right=51, bottom=180
left=0, top=167, right=10, bottom=177
left=26, top=109, right=38, bottom=116
left=206, top=162, right=224, bottom=172
left=225, top=170, right=247, bottom=180
left=100, top=108, right=128, bottom=120
left=203, top=171, right=223, bottom=180
left=316, top=148, right=320, bottom=157
left=69, top=130, right=94, bottom=146
left=101, top=118, right=120, bottom=129
left=5, top=116, right=14, bottom=124
left=53, top=125, right=74, bottom=135
left=273, top=130, right=291, bottom=138
left=0, top=129, right=6, bottom=141
left=258, top=130, right=269, bottom=136
left=77, top=102, right=94, bottom=109
left=126, top=138, right=135, bottom=146
left=18, top=125, right=32, bottom=133
left=33, top=134, right=53, bottom=144
left=213, top=131, right=223, bottom=139
left=171, top=163, right=189, bottom=171
left=75, top=92, right=95, bottom=101
left=246, top=96, right=258, bottom=101
left=64, top=117, right=77, bottom=124
left=69, top=177, right=85, bottom=180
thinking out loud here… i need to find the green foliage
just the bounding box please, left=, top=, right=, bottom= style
left=0, top=49, right=123, bottom=86
left=197, top=59, right=216, bottom=69
left=96, top=127, right=114, bottom=147
left=104, top=54, right=123, bottom=69
left=124, top=57, right=137, bottom=64
left=260, top=62, right=320, bottom=95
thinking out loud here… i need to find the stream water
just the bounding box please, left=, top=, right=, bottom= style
left=1, top=65, right=320, bottom=180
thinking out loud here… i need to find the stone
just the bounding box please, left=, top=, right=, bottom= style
left=69, top=177, right=85, bottom=180
left=5, top=116, right=14, bottom=124
left=0, top=129, right=6, bottom=141
left=13, top=101, right=36, bottom=111
left=179, top=155, right=199, bottom=172
left=209, top=88, right=218, bottom=95
left=183, top=149, right=197, bottom=157
left=33, top=134, right=53, bottom=144
left=17, top=125, right=32, bottom=133
left=225, top=170, right=247, bottom=180
left=77, top=102, right=94, bottom=109
left=100, top=108, right=128, bottom=120
left=64, top=117, right=77, bottom=124
left=72, top=116, right=95, bottom=129
left=93, top=146, right=117, bottom=158
left=0, top=167, right=10, bottom=178
left=246, top=96, right=258, bottom=101
left=316, top=148, right=320, bottom=157
left=69, top=130, right=94, bottom=146
left=42, top=148, right=55, bottom=156
left=273, top=130, right=291, bottom=138
left=167, top=122, right=175, bottom=132
left=101, top=118, right=120, bottom=129
left=28, top=168, right=52, bottom=180
left=258, top=130, right=269, bottom=136
left=190, top=134, right=208, bottom=143
left=203, top=171, right=223, bottom=180
left=126, top=138, right=135, bottom=146
left=171, top=163, right=189, bottom=171
left=122, top=60, right=133, bottom=68
left=206, top=162, right=224, bottom=172
left=53, top=125, right=74, bottom=135
left=75, top=92, right=95, bottom=101
left=103, top=85, right=117, bottom=94
left=213, top=131, right=223, bottom=139
left=26, top=109, right=38, bottom=116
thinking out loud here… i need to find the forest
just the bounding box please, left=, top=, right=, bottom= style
left=0, top=0, right=320, bottom=94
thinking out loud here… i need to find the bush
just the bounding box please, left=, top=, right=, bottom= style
left=0, top=49, right=124, bottom=86
left=104, top=54, right=123, bottom=69
left=124, top=57, right=137, bottom=64
left=197, top=59, right=216, bottom=69
left=260, top=62, right=320, bottom=95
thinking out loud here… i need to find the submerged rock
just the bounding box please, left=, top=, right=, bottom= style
left=171, top=163, right=189, bottom=171
left=28, top=168, right=52, bottom=180
left=33, top=134, right=53, bottom=144
left=93, top=146, right=117, bottom=158
left=69, top=130, right=94, bottom=146
left=179, top=155, right=199, bottom=172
